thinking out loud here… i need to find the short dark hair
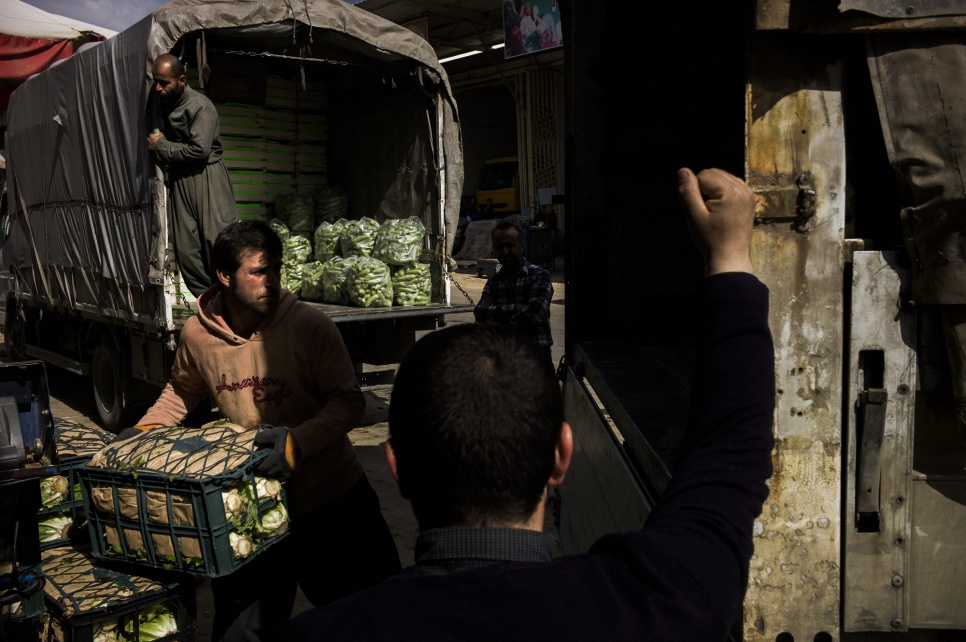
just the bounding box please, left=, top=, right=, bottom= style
left=212, top=220, right=283, bottom=277
left=388, top=323, right=563, bottom=529
left=491, top=220, right=524, bottom=240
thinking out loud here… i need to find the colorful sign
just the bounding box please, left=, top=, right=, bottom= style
left=503, top=1, right=563, bottom=59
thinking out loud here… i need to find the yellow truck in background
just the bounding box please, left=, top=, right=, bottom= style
left=476, top=156, right=520, bottom=214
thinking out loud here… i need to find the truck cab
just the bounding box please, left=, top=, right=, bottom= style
left=476, top=156, right=520, bottom=214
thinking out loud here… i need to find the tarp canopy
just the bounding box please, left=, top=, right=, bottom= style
left=0, top=0, right=116, bottom=108
left=4, top=0, right=462, bottom=327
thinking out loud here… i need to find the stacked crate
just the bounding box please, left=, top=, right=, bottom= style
left=188, top=70, right=329, bottom=221
left=37, top=421, right=113, bottom=551
left=41, top=546, right=194, bottom=642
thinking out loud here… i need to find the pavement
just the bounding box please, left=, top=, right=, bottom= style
left=3, top=260, right=566, bottom=640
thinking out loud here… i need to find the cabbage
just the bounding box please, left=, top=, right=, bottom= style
left=229, top=531, right=254, bottom=559
left=40, top=475, right=70, bottom=508
left=38, top=512, right=73, bottom=542
left=259, top=503, right=289, bottom=537
left=125, top=604, right=179, bottom=641
left=254, top=476, right=282, bottom=501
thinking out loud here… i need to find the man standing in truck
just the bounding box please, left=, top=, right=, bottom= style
left=148, top=53, right=237, bottom=298
left=279, top=167, right=775, bottom=639
left=474, top=220, right=555, bottom=369
left=116, top=220, right=402, bottom=641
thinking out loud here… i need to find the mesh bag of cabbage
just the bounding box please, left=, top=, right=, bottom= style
left=39, top=420, right=115, bottom=551
left=41, top=546, right=194, bottom=641
left=78, top=421, right=290, bottom=577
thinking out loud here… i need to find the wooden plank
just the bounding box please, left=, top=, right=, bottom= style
left=843, top=251, right=916, bottom=632
left=743, top=35, right=846, bottom=642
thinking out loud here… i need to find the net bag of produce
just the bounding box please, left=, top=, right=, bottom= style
left=372, top=217, right=426, bottom=267
left=391, top=263, right=432, bottom=306
left=340, top=217, right=380, bottom=258
left=301, top=261, right=326, bottom=302
left=269, top=218, right=290, bottom=243
left=321, top=256, right=357, bottom=305
left=275, top=192, right=315, bottom=234
left=314, top=219, right=347, bottom=263
left=346, top=257, right=393, bottom=308
left=312, top=184, right=349, bottom=225
left=281, top=263, right=304, bottom=296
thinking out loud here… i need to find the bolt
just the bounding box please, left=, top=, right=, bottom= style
left=891, top=618, right=904, bottom=628
left=905, top=5, right=915, bottom=14
left=797, top=172, right=812, bottom=186
left=897, top=384, right=909, bottom=395
left=891, top=575, right=904, bottom=587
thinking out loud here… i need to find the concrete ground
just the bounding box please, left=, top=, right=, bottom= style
left=7, top=261, right=566, bottom=640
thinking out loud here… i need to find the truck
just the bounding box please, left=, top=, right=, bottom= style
left=559, top=1, right=965, bottom=640
left=476, top=156, right=521, bottom=215
left=0, top=0, right=469, bottom=432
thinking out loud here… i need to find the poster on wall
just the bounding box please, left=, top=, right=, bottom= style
left=503, top=1, right=563, bottom=59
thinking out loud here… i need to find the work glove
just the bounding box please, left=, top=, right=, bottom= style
left=253, top=426, right=294, bottom=481
left=111, top=427, right=144, bottom=443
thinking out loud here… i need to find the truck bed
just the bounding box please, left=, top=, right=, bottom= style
left=171, top=301, right=474, bottom=329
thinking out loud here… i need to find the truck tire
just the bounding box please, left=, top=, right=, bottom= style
left=4, top=310, right=27, bottom=361
left=92, top=336, right=124, bottom=433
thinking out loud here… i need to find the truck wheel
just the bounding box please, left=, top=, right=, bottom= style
left=92, top=337, right=124, bottom=433
left=4, top=311, right=27, bottom=361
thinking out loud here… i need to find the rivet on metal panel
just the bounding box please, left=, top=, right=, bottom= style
left=891, top=574, right=904, bottom=587
left=891, top=618, right=904, bottom=628
left=905, top=5, right=915, bottom=14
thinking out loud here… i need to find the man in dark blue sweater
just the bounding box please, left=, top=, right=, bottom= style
left=279, top=167, right=775, bottom=641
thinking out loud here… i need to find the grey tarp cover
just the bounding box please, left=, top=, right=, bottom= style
left=4, top=0, right=462, bottom=326
left=868, top=33, right=966, bottom=303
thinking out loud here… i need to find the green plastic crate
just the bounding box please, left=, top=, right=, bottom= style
left=38, top=421, right=113, bottom=551
left=78, top=425, right=290, bottom=577
left=41, top=546, right=195, bottom=642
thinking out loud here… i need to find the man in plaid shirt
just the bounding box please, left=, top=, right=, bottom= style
left=474, top=221, right=554, bottom=369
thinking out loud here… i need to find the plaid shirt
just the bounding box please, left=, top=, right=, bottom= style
left=474, top=260, right=554, bottom=348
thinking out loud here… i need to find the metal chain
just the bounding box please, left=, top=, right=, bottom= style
left=448, top=264, right=475, bottom=306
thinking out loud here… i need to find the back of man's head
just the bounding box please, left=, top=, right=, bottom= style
left=388, top=323, right=563, bottom=530
left=212, top=220, right=282, bottom=277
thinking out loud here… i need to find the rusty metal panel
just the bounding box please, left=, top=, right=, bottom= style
left=558, top=365, right=651, bottom=555
left=843, top=251, right=917, bottom=632
left=839, top=0, right=966, bottom=18
left=756, top=0, right=792, bottom=29
left=743, top=40, right=846, bottom=642
left=908, top=478, right=966, bottom=628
